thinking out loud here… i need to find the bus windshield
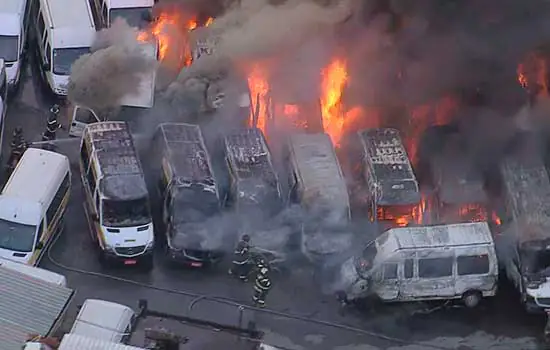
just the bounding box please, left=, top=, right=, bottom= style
left=0, top=219, right=36, bottom=252
left=0, top=35, right=18, bottom=62
left=174, top=188, right=219, bottom=223
left=102, top=197, right=151, bottom=227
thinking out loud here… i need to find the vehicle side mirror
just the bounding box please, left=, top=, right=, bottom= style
left=43, top=62, right=51, bottom=71
left=35, top=241, right=44, bottom=250
left=91, top=213, right=99, bottom=222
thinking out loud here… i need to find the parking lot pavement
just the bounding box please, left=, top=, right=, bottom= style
left=3, top=60, right=545, bottom=349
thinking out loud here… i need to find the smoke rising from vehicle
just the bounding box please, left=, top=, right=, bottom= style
left=68, top=19, right=157, bottom=110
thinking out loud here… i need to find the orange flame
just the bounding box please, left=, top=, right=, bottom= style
left=492, top=211, right=502, bottom=225
left=247, top=63, right=270, bottom=133
left=320, top=58, right=349, bottom=146
left=517, top=51, right=550, bottom=96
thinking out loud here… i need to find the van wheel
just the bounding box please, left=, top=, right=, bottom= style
left=462, top=291, right=482, bottom=308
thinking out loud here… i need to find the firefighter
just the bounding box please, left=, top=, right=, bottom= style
left=228, top=234, right=251, bottom=281
left=252, top=260, right=272, bottom=308
left=5, top=127, right=27, bottom=178
left=42, top=104, right=62, bottom=147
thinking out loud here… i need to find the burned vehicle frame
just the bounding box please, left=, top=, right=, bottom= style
left=153, top=123, right=224, bottom=268
left=353, top=128, right=422, bottom=229
left=498, top=132, right=550, bottom=313
left=223, top=128, right=282, bottom=216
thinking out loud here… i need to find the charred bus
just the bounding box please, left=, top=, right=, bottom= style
left=498, top=133, right=550, bottom=313
left=356, top=128, right=422, bottom=229
left=430, top=140, right=489, bottom=224
left=152, top=123, right=224, bottom=268
left=224, top=128, right=282, bottom=216
left=286, top=133, right=352, bottom=263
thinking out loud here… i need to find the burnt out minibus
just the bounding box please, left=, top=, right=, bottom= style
left=355, top=128, right=422, bottom=229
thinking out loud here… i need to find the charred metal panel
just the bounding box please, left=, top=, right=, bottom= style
left=224, top=128, right=281, bottom=207
left=157, top=123, right=217, bottom=195
left=86, top=122, right=148, bottom=200
left=359, top=128, right=420, bottom=205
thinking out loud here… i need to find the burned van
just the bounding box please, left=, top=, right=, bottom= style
left=498, top=133, right=550, bottom=312
left=223, top=128, right=282, bottom=216
left=286, top=133, right=352, bottom=263
left=153, top=123, right=224, bottom=268
left=357, top=128, right=422, bottom=229
left=430, top=140, right=490, bottom=224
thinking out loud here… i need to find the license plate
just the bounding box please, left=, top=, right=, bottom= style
left=190, top=262, right=202, bottom=267
left=124, top=260, right=137, bottom=265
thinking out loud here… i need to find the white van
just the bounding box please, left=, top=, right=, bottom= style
left=80, top=122, right=154, bottom=267
left=30, top=0, right=96, bottom=96
left=0, top=148, right=71, bottom=265
left=339, top=222, right=499, bottom=308
left=92, top=0, right=154, bottom=29
left=71, top=299, right=135, bottom=342
left=0, top=0, right=31, bottom=87
left=0, top=257, right=66, bottom=286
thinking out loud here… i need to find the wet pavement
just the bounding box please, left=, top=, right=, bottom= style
left=4, top=55, right=547, bottom=350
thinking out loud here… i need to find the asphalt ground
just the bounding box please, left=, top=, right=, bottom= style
left=2, top=53, right=547, bottom=350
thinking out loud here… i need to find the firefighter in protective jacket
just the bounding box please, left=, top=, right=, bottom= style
left=42, top=104, right=62, bottom=143
left=5, top=127, right=26, bottom=177
left=253, top=261, right=272, bottom=308
left=228, top=234, right=251, bottom=281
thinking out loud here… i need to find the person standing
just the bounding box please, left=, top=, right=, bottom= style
left=228, top=234, right=251, bottom=282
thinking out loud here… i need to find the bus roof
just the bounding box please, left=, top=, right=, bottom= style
left=2, top=148, right=69, bottom=211
left=157, top=123, right=216, bottom=192
left=359, top=128, right=420, bottom=205
left=288, top=133, right=350, bottom=218
left=42, top=0, right=94, bottom=29
left=379, top=222, right=493, bottom=254
left=224, top=128, right=277, bottom=184
left=85, top=122, right=148, bottom=200
left=500, top=139, right=550, bottom=243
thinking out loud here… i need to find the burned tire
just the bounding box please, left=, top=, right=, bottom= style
left=462, top=290, right=482, bottom=308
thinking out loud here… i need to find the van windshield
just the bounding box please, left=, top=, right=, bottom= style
left=0, top=35, right=18, bottom=62
left=174, top=188, right=219, bottom=223
left=0, top=219, right=36, bottom=252
left=110, top=7, right=152, bottom=29
left=356, top=242, right=378, bottom=279
left=102, top=197, right=151, bottom=227
left=53, top=47, right=91, bottom=75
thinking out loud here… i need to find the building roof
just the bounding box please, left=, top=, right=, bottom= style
left=86, top=122, right=148, bottom=200
left=359, top=128, right=420, bottom=205
left=288, top=133, right=349, bottom=218
left=381, top=222, right=493, bottom=254
left=157, top=123, right=215, bottom=189
left=0, top=267, right=73, bottom=350
left=224, top=128, right=279, bottom=187
left=59, top=334, right=145, bottom=350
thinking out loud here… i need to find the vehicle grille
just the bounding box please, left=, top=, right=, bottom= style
left=536, top=298, right=550, bottom=307
left=115, top=245, right=146, bottom=256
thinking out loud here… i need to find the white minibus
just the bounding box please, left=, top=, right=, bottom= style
left=0, top=0, right=31, bottom=87
left=0, top=148, right=71, bottom=265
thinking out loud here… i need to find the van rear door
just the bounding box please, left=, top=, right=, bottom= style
left=69, top=105, right=100, bottom=137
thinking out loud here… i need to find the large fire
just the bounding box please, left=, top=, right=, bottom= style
left=138, top=13, right=213, bottom=65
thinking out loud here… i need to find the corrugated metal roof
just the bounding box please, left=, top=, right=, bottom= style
left=0, top=266, right=73, bottom=350
left=59, top=334, right=145, bottom=350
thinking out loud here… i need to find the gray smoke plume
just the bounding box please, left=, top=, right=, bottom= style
left=68, top=19, right=157, bottom=110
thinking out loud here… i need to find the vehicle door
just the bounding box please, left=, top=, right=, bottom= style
left=101, top=0, right=109, bottom=28
left=371, top=262, right=399, bottom=301
left=454, top=251, right=494, bottom=296
left=69, top=105, right=100, bottom=137
left=413, top=251, right=455, bottom=298
left=397, top=255, right=417, bottom=300
left=29, top=220, right=45, bottom=265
